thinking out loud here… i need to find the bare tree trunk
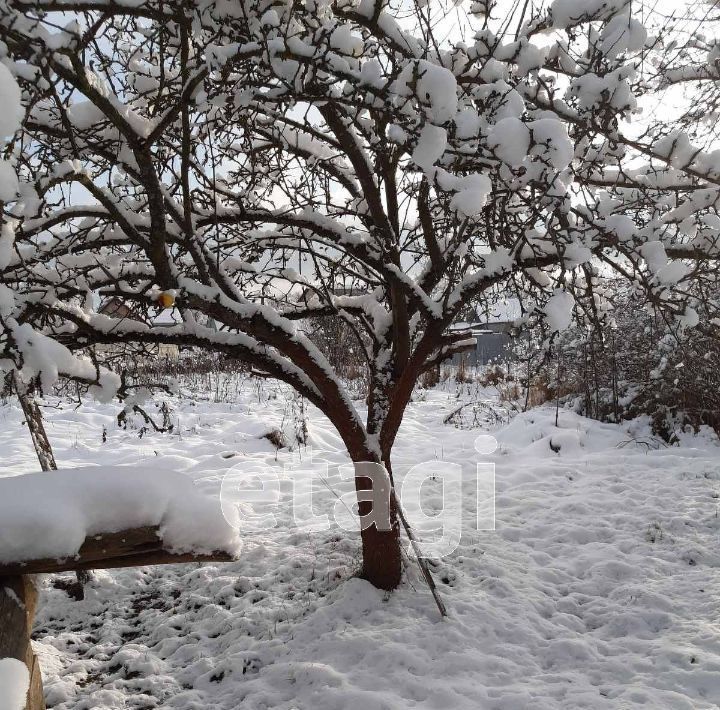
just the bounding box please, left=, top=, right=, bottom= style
left=359, top=525, right=402, bottom=590
left=13, top=374, right=56, bottom=471
left=611, top=332, right=619, bottom=422
left=0, top=577, right=46, bottom=710
left=354, top=460, right=402, bottom=591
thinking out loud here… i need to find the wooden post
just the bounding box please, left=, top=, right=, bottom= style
left=0, top=577, right=46, bottom=710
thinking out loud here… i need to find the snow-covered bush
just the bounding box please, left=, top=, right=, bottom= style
left=528, top=292, right=720, bottom=441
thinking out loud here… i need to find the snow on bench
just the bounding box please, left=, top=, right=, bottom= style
left=0, top=466, right=241, bottom=576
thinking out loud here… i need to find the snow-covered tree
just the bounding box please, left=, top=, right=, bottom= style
left=1, top=0, right=719, bottom=588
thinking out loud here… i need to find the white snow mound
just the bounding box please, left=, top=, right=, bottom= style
left=0, top=658, right=29, bottom=710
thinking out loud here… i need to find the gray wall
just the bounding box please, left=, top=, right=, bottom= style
left=452, top=322, right=514, bottom=366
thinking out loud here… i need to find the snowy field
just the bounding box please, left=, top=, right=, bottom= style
left=3, top=379, right=720, bottom=709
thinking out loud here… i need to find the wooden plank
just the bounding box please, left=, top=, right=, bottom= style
left=0, top=525, right=235, bottom=578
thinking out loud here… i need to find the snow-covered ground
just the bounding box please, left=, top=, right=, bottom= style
left=2, top=378, right=720, bottom=709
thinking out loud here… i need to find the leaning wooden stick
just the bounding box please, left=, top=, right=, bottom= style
left=393, top=491, right=449, bottom=618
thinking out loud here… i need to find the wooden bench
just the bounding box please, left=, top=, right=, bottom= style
left=0, top=468, right=240, bottom=710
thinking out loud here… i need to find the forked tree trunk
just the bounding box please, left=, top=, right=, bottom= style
left=0, top=576, right=46, bottom=710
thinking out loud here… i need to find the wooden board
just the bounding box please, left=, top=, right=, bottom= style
left=0, top=525, right=235, bottom=578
